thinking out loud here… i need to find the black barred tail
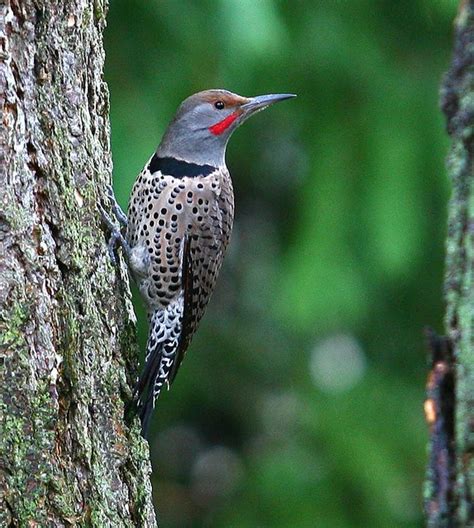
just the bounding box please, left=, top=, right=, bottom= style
left=134, top=303, right=183, bottom=436
left=135, top=341, right=176, bottom=436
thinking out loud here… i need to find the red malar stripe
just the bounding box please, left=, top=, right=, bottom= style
left=209, top=111, right=240, bottom=135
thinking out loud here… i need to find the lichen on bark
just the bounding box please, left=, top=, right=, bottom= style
left=0, top=1, right=156, bottom=526
left=425, top=0, right=474, bottom=526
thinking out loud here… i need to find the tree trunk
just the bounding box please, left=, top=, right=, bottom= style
left=425, top=1, right=474, bottom=526
left=0, top=1, right=157, bottom=526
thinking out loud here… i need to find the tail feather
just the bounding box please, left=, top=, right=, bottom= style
left=134, top=301, right=183, bottom=436
left=135, top=345, right=163, bottom=436
left=138, top=380, right=156, bottom=437
left=133, top=343, right=161, bottom=403
left=136, top=342, right=176, bottom=437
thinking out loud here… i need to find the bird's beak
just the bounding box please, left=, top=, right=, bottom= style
left=241, top=93, right=297, bottom=116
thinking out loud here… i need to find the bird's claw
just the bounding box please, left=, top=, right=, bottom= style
left=105, top=184, right=128, bottom=228
left=100, top=187, right=130, bottom=264
left=107, top=229, right=131, bottom=264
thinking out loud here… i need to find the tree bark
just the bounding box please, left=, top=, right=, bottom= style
left=425, top=1, right=474, bottom=526
left=0, top=1, right=157, bottom=526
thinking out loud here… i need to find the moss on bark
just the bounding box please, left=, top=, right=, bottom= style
left=0, top=1, right=157, bottom=526
left=426, top=1, right=474, bottom=526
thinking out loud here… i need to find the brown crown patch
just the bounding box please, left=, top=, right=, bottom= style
left=197, top=90, right=249, bottom=107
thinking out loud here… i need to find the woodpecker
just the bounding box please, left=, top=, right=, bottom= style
left=107, top=89, right=295, bottom=434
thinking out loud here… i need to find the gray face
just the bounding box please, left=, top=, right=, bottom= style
left=156, top=89, right=296, bottom=167
left=157, top=90, right=247, bottom=167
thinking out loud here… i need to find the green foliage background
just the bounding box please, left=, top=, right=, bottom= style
left=105, top=1, right=457, bottom=526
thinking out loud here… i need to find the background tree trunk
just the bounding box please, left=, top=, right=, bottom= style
left=425, top=1, right=474, bottom=526
left=0, top=1, right=157, bottom=526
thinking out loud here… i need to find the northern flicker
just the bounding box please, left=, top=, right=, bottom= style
left=106, top=89, right=295, bottom=434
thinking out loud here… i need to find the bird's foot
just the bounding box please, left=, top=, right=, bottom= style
left=100, top=185, right=130, bottom=264
left=105, top=184, right=128, bottom=227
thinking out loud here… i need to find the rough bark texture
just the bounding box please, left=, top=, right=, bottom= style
left=0, top=1, right=157, bottom=526
left=425, top=1, right=474, bottom=526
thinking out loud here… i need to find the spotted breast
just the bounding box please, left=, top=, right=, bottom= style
left=126, top=154, right=234, bottom=432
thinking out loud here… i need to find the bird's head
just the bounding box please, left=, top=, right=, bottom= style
left=157, top=89, right=296, bottom=167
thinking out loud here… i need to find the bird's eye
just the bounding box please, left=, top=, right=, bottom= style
left=214, top=100, right=225, bottom=110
